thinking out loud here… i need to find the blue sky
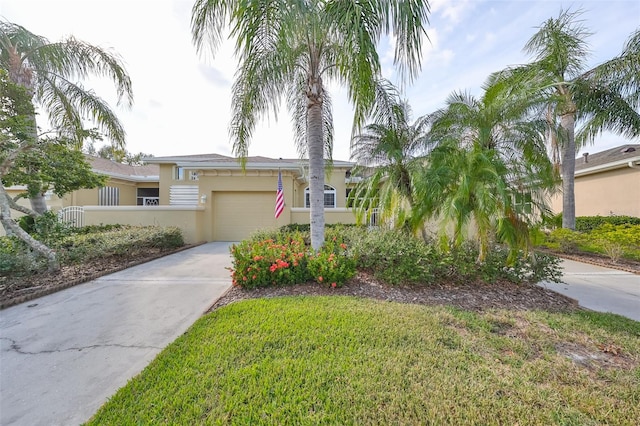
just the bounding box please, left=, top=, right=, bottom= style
left=2, top=0, right=639, bottom=161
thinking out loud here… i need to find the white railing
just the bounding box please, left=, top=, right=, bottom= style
left=58, top=206, right=84, bottom=228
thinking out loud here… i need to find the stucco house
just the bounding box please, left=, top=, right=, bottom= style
left=79, top=154, right=358, bottom=243
left=550, top=144, right=640, bottom=217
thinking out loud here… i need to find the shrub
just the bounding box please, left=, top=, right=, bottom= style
left=347, top=228, right=437, bottom=285
left=0, top=236, right=47, bottom=277
left=575, top=215, right=640, bottom=233
left=585, top=224, right=640, bottom=262
left=57, top=226, right=184, bottom=265
left=229, top=231, right=356, bottom=289
left=307, top=234, right=356, bottom=287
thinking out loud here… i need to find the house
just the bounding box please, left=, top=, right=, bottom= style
left=79, top=154, right=358, bottom=243
left=1, top=156, right=159, bottom=236
left=62, top=156, right=160, bottom=207
left=550, top=144, right=640, bottom=217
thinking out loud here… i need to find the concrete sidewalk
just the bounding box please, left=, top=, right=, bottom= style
left=539, top=259, right=640, bottom=321
left=0, top=242, right=233, bottom=426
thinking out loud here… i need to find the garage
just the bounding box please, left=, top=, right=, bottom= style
left=212, top=191, right=279, bottom=241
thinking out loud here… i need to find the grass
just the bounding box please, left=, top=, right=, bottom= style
left=87, top=297, right=640, bottom=425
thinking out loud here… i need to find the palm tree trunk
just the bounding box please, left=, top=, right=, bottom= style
left=307, top=90, right=325, bottom=252
left=560, top=112, right=576, bottom=230
left=0, top=184, right=59, bottom=271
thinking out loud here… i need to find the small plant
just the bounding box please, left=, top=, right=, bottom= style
left=307, top=234, right=356, bottom=287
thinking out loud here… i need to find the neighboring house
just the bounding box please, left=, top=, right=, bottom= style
left=1, top=156, right=159, bottom=236
left=62, top=156, right=160, bottom=207
left=80, top=154, right=358, bottom=243
left=550, top=144, right=640, bottom=218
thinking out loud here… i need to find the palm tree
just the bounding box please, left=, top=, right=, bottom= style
left=493, top=10, right=640, bottom=229
left=191, top=0, right=431, bottom=250
left=0, top=20, right=133, bottom=213
left=349, top=81, right=431, bottom=238
left=422, top=84, right=557, bottom=261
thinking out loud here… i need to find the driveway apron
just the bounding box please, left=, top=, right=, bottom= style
left=540, top=259, right=640, bottom=321
left=0, top=242, right=233, bottom=426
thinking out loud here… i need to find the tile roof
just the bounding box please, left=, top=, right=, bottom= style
left=86, top=155, right=159, bottom=178
left=575, top=144, right=640, bottom=171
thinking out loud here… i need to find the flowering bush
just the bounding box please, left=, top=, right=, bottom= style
left=229, top=231, right=356, bottom=289
left=306, top=234, right=356, bottom=288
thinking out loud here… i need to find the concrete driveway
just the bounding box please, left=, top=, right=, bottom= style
left=0, top=242, right=233, bottom=426
left=539, top=259, right=640, bottom=321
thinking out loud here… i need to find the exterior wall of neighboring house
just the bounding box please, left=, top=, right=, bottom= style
left=550, top=145, right=640, bottom=218
left=550, top=165, right=640, bottom=217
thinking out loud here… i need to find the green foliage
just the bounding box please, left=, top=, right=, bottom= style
left=347, top=227, right=437, bottom=285
left=19, top=211, right=74, bottom=244
left=575, top=216, right=640, bottom=232
left=234, top=227, right=562, bottom=289
left=2, top=137, right=108, bottom=198
left=0, top=236, right=46, bottom=276
left=542, top=224, right=640, bottom=262
left=230, top=230, right=356, bottom=289
left=1, top=225, right=184, bottom=275
left=56, top=226, right=184, bottom=264
left=307, top=233, right=356, bottom=287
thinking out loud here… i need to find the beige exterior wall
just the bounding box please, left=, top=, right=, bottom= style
left=290, top=208, right=357, bottom=225
left=62, top=179, right=159, bottom=207
left=84, top=206, right=205, bottom=244
left=550, top=167, right=640, bottom=217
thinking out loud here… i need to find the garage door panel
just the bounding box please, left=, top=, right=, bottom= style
left=213, top=192, right=278, bottom=241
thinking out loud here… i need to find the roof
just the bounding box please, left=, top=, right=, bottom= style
left=86, top=155, right=159, bottom=181
left=574, top=144, right=640, bottom=176
left=145, top=154, right=355, bottom=169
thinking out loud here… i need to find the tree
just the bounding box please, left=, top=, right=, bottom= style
left=0, top=20, right=133, bottom=213
left=421, top=83, right=557, bottom=262
left=191, top=0, right=431, bottom=250
left=349, top=81, right=431, bottom=238
left=493, top=10, right=640, bottom=229
left=0, top=69, right=59, bottom=270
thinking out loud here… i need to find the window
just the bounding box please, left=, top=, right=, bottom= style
left=514, top=192, right=532, bottom=215
left=137, top=188, right=160, bottom=206
left=189, top=170, right=199, bottom=181
left=304, top=185, right=336, bottom=208
left=174, top=167, right=185, bottom=180
left=99, top=187, right=120, bottom=206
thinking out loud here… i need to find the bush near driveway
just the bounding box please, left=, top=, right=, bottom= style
left=229, top=225, right=562, bottom=288
left=0, top=225, right=184, bottom=277
left=543, top=224, right=640, bottom=262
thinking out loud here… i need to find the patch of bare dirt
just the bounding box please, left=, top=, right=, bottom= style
left=557, top=342, right=636, bottom=370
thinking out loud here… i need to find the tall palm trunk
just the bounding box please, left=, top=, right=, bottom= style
left=307, top=76, right=325, bottom=251
left=560, top=111, right=576, bottom=230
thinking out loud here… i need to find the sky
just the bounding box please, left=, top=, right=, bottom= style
left=2, top=0, right=639, bottom=161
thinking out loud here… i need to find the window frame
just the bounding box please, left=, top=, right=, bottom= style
left=304, top=185, right=337, bottom=208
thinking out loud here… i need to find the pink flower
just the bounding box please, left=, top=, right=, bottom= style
left=340, top=243, right=347, bottom=250
left=331, top=282, right=337, bottom=288
left=252, top=275, right=257, bottom=280
left=318, top=276, right=323, bottom=282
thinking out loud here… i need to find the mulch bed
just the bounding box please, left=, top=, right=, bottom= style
left=208, top=271, right=582, bottom=314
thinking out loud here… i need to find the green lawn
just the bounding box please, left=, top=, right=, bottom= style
left=87, top=297, right=640, bottom=425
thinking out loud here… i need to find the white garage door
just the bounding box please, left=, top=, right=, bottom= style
left=212, top=191, right=279, bottom=241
